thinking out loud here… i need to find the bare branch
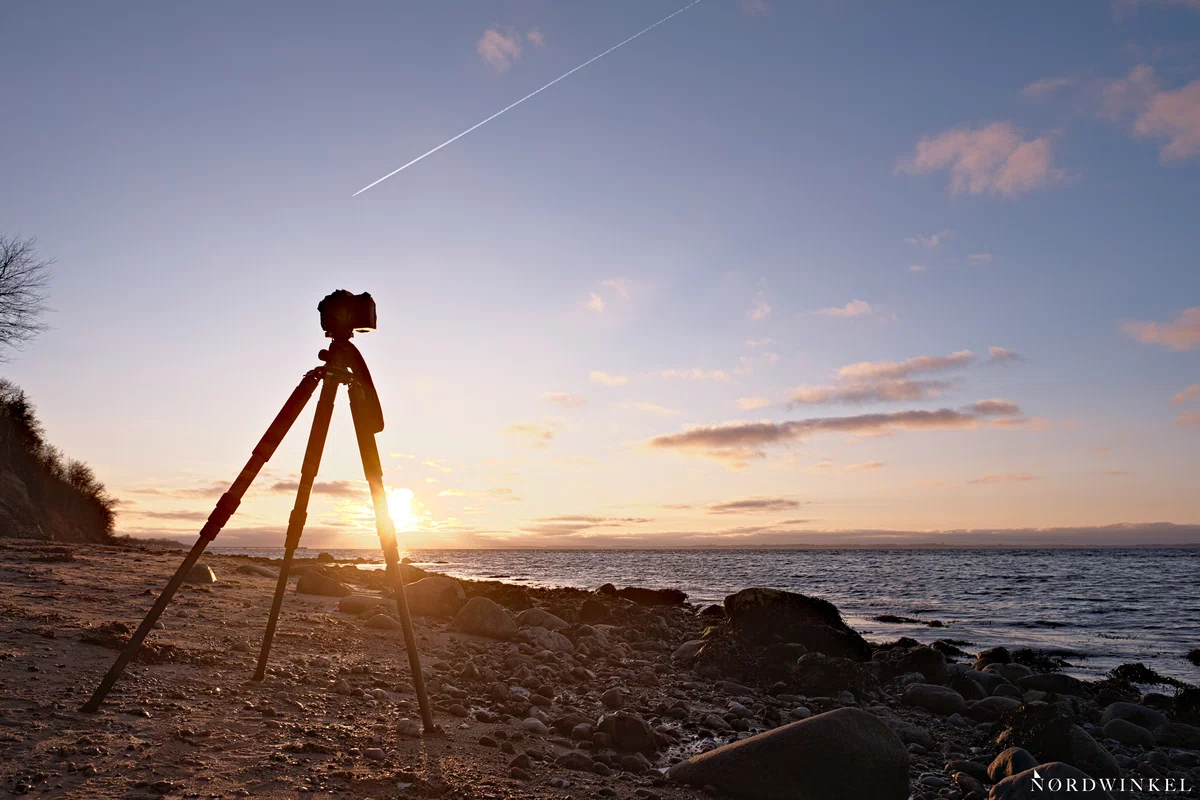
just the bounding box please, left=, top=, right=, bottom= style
left=0, top=234, right=53, bottom=359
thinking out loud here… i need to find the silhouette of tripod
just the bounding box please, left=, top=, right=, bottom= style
left=81, top=292, right=435, bottom=734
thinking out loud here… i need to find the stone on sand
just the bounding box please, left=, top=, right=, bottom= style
left=364, top=614, right=400, bottom=630
left=723, top=587, right=871, bottom=660
left=903, top=683, right=969, bottom=716
left=403, top=576, right=466, bottom=617
left=989, top=762, right=1114, bottom=799
left=449, top=596, right=518, bottom=640
left=296, top=571, right=352, bottom=597
left=339, top=594, right=394, bottom=614
left=515, top=607, right=568, bottom=631
left=235, top=564, right=278, bottom=579
left=988, top=747, right=1039, bottom=782
left=185, top=564, right=217, bottom=584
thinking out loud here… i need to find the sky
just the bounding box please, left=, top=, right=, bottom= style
left=2, top=0, right=1199, bottom=549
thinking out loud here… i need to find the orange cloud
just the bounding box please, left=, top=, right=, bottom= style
left=477, top=28, right=522, bottom=71
left=844, top=461, right=886, bottom=472
left=589, top=370, right=628, bottom=386
left=968, top=472, right=1038, bottom=484
left=1172, top=384, right=1200, bottom=405
left=819, top=299, right=873, bottom=317
left=897, top=122, right=1064, bottom=196
left=1122, top=307, right=1200, bottom=350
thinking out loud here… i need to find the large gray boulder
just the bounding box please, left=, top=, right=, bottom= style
left=597, top=712, right=657, bottom=754
left=403, top=576, right=466, bottom=617
left=185, top=564, right=217, bottom=584
left=1017, top=673, right=1085, bottom=696
left=988, top=747, right=1039, bottom=782
left=517, top=626, right=573, bottom=653
left=668, top=708, right=909, bottom=800
left=989, top=762, right=1114, bottom=799
left=448, top=596, right=518, bottom=640
left=1039, top=725, right=1120, bottom=779
left=296, top=571, right=352, bottom=597
left=968, top=695, right=1021, bottom=721
left=235, top=564, right=278, bottom=579
left=903, top=683, right=968, bottom=716
left=723, top=587, right=871, bottom=661
left=1101, top=718, right=1155, bottom=748
left=1099, top=701, right=1168, bottom=731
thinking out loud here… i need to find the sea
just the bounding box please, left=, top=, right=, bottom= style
left=209, top=546, right=1200, bottom=684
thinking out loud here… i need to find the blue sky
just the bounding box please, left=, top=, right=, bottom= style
left=2, top=0, right=1198, bottom=547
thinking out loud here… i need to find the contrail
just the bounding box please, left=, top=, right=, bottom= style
left=353, top=0, right=703, bottom=196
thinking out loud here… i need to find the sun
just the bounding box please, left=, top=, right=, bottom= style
left=386, top=487, right=418, bottom=532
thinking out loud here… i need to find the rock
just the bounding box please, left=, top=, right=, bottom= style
left=235, top=564, right=278, bottom=578
left=396, top=719, right=422, bottom=737
left=1099, top=701, right=1169, bottom=731
left=316, top=552, right=336, bottom=563
left=614, top=586, right=687, bottom=606
left=601, top=688, right=625, bottom=710
left=988, top=747, right=1039, bottom=782
left=1041, top=725, right=1120, bottom=779
left=515, top=608, right=569, bottom=631
left=339, top=595, right=393, bottom=614
left=1017, top=673, right=1084, bottom=697
left=667, top=707, right=909, bottom=800
left=946, top=759, right=990, bottom=784
left=555, top=752, right=594, bottom=772
left=723, top=587, right=871, bottom=660
left=579, top=598, right=610, bottom=624
left=404, top=576, right=466, bottom=617
left=975, top=646, right=1012, bottom=670
left=903, top=683, right=968, bottom=716
left=671, top=639, right=706, bottom=663
left=364, top=747, right=385, bottom=761
left=296, top=572, right=352, bottom=597
left=185, top=564, right=217, bottom=584
left=448, top=597, right=518, bottom=640
left=1155, top=722, right=1200, bottom=750
left=968, top=695, right=1022, bottom=721
left=700, top=604, right=726, bottom=618
left=597, top=712, right=657, bottom=754
left=516, top=627, right=573, bottom=653
left=1101, top=718, right=1156, bottom=748
left=989, top=762, right=1114, bottom=799
left=888, top=722, right=934, bottom=750
left=984, top=662, right=1033, bottom=683
left=793, top=653, right=877, bottom=696
left=364, top=614, right=400, bottom=630
left=876, top=645, right=948, bottom=683
left=521, top=717, right=548, bottom=734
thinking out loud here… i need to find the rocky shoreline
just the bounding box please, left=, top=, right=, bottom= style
left=0, top=538, right=1198, bottom=799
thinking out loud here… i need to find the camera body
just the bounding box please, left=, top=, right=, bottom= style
left=318, top=290, right=377, bottom=338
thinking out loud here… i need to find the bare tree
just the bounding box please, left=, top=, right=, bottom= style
left=0, top=235, right=52, bottom=358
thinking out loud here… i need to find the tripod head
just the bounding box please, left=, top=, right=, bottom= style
left=319, top=290, right=376, bottom=339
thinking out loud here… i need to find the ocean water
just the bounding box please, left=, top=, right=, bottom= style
left=210, top=546, right=1200, bottom=683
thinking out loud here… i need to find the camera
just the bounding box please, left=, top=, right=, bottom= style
left=318, top=290, right=377, bottom=338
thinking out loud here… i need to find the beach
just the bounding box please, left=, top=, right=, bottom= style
left=2, top=538, right=1198, bottom=799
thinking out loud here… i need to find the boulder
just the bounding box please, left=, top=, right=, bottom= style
left=671, top=639, right=706, bottom=664
left=185, top=564, right=217, bottom=584
left=975, top=646, right=1012, bottom=670
left=968, top=695, right=1022, bottom=722
left=723, top=588, right=871, bottom=661
left=1039, top=725, right=1120, bottom=779
left=667, top=707, right=909, bottom=800
left=988, top=747, right=1039, bottom=782
left=515, top=608, right=569, bottom=631
left=364, top=614, right=400, bottom=630
left=449, top=596, right=518, bottom=640
left=1099, top=701, right=1168, bottom=731
left=793, top=653, right=878, bottom=697
left=903, top=683, right=968, bottom=716
left=1101, top=718, right=1155, bottom=748
left=579, top=598, right=610, bottom=624
left=1155, top=722, right=1200, bottom=750
left=985, top=662, right=1033, bottom=684
left=235, top=564, right=278, bottom=578
left=1017, top=673, right=1085, bottom=697
left=296, top=572, right=352, bottom=597
left=403, top=576, right=466, bottom=617
left=517, top=627, right=573, bottom=653
left=596, top=712, right=657, bottom=755
left=989, top=762, right=1114, bottom=799
left=338, top=594, right=393, bottom=614
left=315, top=552, right=336, bottom=563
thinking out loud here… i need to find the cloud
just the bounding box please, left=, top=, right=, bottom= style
left=527, top=28, right=545, bottom=47
left=659, top=367, right=729, bottom=382
left=503, top=423, right=555, bottom=448
left=422, top=457, right=454, bottom=473
left=789, top=379, right=954, bottom=406
left=477, top=28, right=523, bottom=71
left=1022, top=76, right=1076, bottom=98
left=844, top=461, right=886, bottom=472
left=746, top=338, right=776, bottom=348
left=620, top=401, right=679, bottom=416
left=905, top=230, right=952, bottom=247
left=1103, top=66, right=1200, bottom=161
left=601, top=278, right=631, bottom=297
left=1171, top=384, right=1200, bottom=405
left=590, top=370, right=629, bottom=386
left=908, top=264, right=927, bottom=273
left=127, top=481, right=227, bottom=499
left=587, top=292, right=605, bottom=312
left=269, top=479, right=363, bottom=496
left=967, top=253, right=994, bottom=264
left=1178, top=409, right=1200, bottom=427
left=750, top=293, right=771, bottom=321
left=704, top=497, right=802, bottom=514
left=818, top=299, right=873, bottom=317
left=837, top=349, right=975, bottom=381
left=542, top=392, right=588, bottom=408
left=968, top=398, right=1023, bottom=417
left=1121, top=307, right=1200, bottom=350
left=896, top=122, right=1065, bottom=196
left=519, top=514, right=653, bottom=537
left=738, top=396, right=771, bottom=410
left=987, top=346, right=1024, bottom=364
left=739, top=0, right=772, bottom=14
left=438, top=487, right=523, bottom=502
left=127, top=509, right=211, bottom=521
left=968, top=472, right=1038, bottom=484
left=646, top=402, right=1023, bottom=466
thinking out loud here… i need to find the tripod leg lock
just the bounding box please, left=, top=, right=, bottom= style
left=199, top=492, right=242, bottom=541
left=284, top=509, right=307, bottom=550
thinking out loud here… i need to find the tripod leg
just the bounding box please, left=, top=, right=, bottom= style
left=81, top=369, right=323, bottom=712
left=347, top=383, right=436, bottom=733
left=253, top=375, right=340, bottom=681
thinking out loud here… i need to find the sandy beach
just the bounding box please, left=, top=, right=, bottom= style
left=2, top=538, right=1198, bottom=799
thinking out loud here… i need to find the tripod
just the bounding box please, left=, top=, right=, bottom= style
left=80, top=329, right=435, bottom=733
